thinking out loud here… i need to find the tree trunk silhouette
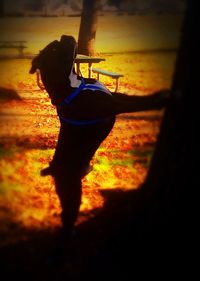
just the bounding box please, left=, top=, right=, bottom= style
left=78, top=0, right=100, bottom=56
left=141, top=0, right=198, bottom=255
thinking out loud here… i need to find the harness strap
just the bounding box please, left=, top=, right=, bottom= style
left=60, top=116, right=107, bottom=126
left=58, top=79, right=110, bottom=126
left=83, top=84, right=111, bottom=94
left=61, top=79, right=86, bottom=105
left=62, top=79, right=111, bottom=105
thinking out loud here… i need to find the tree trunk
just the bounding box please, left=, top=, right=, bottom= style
left=78, top=0, right=100, bottom=56
left=142, top=0, right=198, bottom=253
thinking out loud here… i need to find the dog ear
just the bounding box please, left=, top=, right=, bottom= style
left=29, top=40, right=60, bottom=74
left=60, top=35, right=77, bottom=59
left=29, top=67, right=36, bottom=74
left=29, top=62, right=37, bottom=74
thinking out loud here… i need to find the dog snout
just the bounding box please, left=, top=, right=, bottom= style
left=29, top=65, right=37, bottom=74
left=60, top=35, right=76, bottom=45
left=29, top=56, right=40, bottom=74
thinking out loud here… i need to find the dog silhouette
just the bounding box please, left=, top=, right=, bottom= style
left=30, top=35, right=169, bottom=237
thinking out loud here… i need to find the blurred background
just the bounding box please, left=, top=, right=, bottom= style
left=0, top=0, right=186, bottom=54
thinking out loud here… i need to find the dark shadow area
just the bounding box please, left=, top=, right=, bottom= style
left=0, top=87, right=22, bottom=101
left=0, top=187, right=171, bottom=280
left=0, top=181, right=190, bottom=280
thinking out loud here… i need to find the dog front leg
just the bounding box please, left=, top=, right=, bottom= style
left=110, top=89, right=170, bottom=115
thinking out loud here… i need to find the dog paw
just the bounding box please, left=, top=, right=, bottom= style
left=40, top=166, right=54, bottom=176
left=154, top=89, right=171, bottom=109
left=81, top=164, right=93, bottom=178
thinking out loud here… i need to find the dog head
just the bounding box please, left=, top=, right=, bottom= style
left=29, top=35, right=77, bottom=104
left=30, top=35, right=77, bottom=75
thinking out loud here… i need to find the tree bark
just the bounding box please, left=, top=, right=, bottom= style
left=78, top=0, right=100, bottom=56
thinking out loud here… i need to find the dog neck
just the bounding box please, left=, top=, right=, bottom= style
left=68, top=66, right=82, bottom=88
left=40, top=64, right=82, bottom=105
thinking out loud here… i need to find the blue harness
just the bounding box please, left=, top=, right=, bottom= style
left=58, top=79, right=110, bottom=126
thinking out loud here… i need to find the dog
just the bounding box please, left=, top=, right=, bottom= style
left=29, top=35, right=169, bottom=237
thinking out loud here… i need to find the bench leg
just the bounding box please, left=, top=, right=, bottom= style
left=88, top=63, right=92, bottom=78
left=95, top=73, right=100, bottom=80
left=92, top=72, right=121, bottom=92
left=115, top=78, right=119, bottom=92
left=18, top=47, right=24, bottom=58
left=76, top=63, right=80, bottom=75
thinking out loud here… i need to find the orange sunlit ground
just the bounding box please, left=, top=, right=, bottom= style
left=0, top=52, right=176, bottom=246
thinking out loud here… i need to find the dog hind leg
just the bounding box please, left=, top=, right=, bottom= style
left=54, top=168, right=82, bottom=235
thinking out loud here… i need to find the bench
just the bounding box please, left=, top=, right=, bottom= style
left=0, top=40, right=27, bottom=58
left=92, top=68, right=124, bottom=92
